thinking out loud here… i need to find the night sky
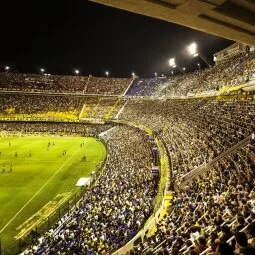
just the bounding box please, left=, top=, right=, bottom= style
left=0, top=0, right=233, bottom=77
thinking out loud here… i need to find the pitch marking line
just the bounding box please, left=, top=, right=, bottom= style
left=0, top=147, right=81, bottom=235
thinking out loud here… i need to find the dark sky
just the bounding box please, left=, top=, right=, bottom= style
left=0, top=0, right=233, bottom=77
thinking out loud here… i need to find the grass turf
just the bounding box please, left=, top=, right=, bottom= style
left=0, top=136, right=106, bottom=254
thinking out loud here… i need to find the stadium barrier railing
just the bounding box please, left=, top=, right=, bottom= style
left=179, top=134, right=252, bottom=189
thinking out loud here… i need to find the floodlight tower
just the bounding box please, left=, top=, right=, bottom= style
left=105, top=71, right=109, bottom=77
left=187, top=42, right=211, bottom=67
left=169, top=57, right=177, bottom=76
left=40, top=68, right=45, bottom=74
left=75, top=69, right=80, bottom=75
left=169, top=58, right=176, bottom=68
left=5, top=66, right=10, bottom=72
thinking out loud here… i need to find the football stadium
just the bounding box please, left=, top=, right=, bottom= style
left=0, top=0, right=255, bottom=255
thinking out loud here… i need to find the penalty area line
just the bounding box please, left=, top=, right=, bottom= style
left=0, top=148, right=81, bottom=235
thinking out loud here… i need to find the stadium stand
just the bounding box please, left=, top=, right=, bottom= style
left=0, top=45, right=254, bottom=255
left=0, top=94, right=84, bottom=115
left=79, top=97, right=126, bottom=120
left=125, top=77, right=167, bottom=97
left=0, top=94, right=127, bottom=121
left=0, top=73, right=132, bottom=95
left=0, top=121, right=115, bottom=136
left=119, top=98, right=255, bottom=184
left=130, top=142, right=255, bottom=255
left=0, top=73, right=87, bottom=93
left=125, top=52, right=255, bottom=97
left=86, top=76, right=132, bottom=95
left=22, top=125, right=158, bottom=255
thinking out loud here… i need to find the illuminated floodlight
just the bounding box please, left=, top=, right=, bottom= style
left=40, top=68, right=45, bottom=74
left=183, top=67, right=186, bottom=71
left=132, top=72, right=135, bottom=77
left=5, top=66, right=10, bottom=71
left=154, top=72, right=158, bottom=77
left=105, top=71, right=109, bottom=77
left=169, top=58, right=176, bottom=67
left=187, top=42, right=198, bottom=57
left=75, top=69, right=80, bottom=75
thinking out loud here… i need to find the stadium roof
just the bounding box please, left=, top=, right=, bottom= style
left=90, top=0, right=255, bottom=45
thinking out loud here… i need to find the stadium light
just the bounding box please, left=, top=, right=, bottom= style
left=75, top=69, right=80, bottom=75
left=169, top=58, right=176, bottom=68
left=154, top=72, right=158, bottom=77
left=5, top=66, right=10, bottom=71
left=105, top=71, right=109, bottom=77
left=132, top=72, right=135, bottom=77
left=187, top=42, right=211, bottom=67
left=187, top=42, right=198, bottom=57
left=40, top=68, right=45, bottom=74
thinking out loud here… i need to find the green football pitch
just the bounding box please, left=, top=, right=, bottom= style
left=0, top=136, right=106, bottom=254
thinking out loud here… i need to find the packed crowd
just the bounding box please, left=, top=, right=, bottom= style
left=119, top=98, right=255, bottom=182
left=125, top=78, right=167, bottom=97
left=0, top=52, right=253, bottom=97
left=0, top=94, right=85, bottom=117
left=22, top=125, right=158, bottom=255
left=0, top=95, right=253, bottom=254
left=0, top=73, right=88, bottom=93
left=80, top=97, right=126, bottom=120
left=131, top=141, right=255, bottom=255
left=0, top=93, right=128, bottom=121
left=125, top=52, right=255, bottom=97
left=0, top=73, right=132, bottom=95
left=86, top=76, right=132, bottom=95
left=0, top=122, right=115, bottom=137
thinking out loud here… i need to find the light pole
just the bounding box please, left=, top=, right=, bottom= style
left=154, top=72, right=158, bottom=77
left=132, top=72, right=135, bottom=78
left=105, top=71, right=109, bottom=77
left=197, top=63, right=201, bottom=70
left=75, top=69, right=80, bottom=76
left=5, top=66, right=10, bottom=72
left=187, top=42, right=211, bottom=67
